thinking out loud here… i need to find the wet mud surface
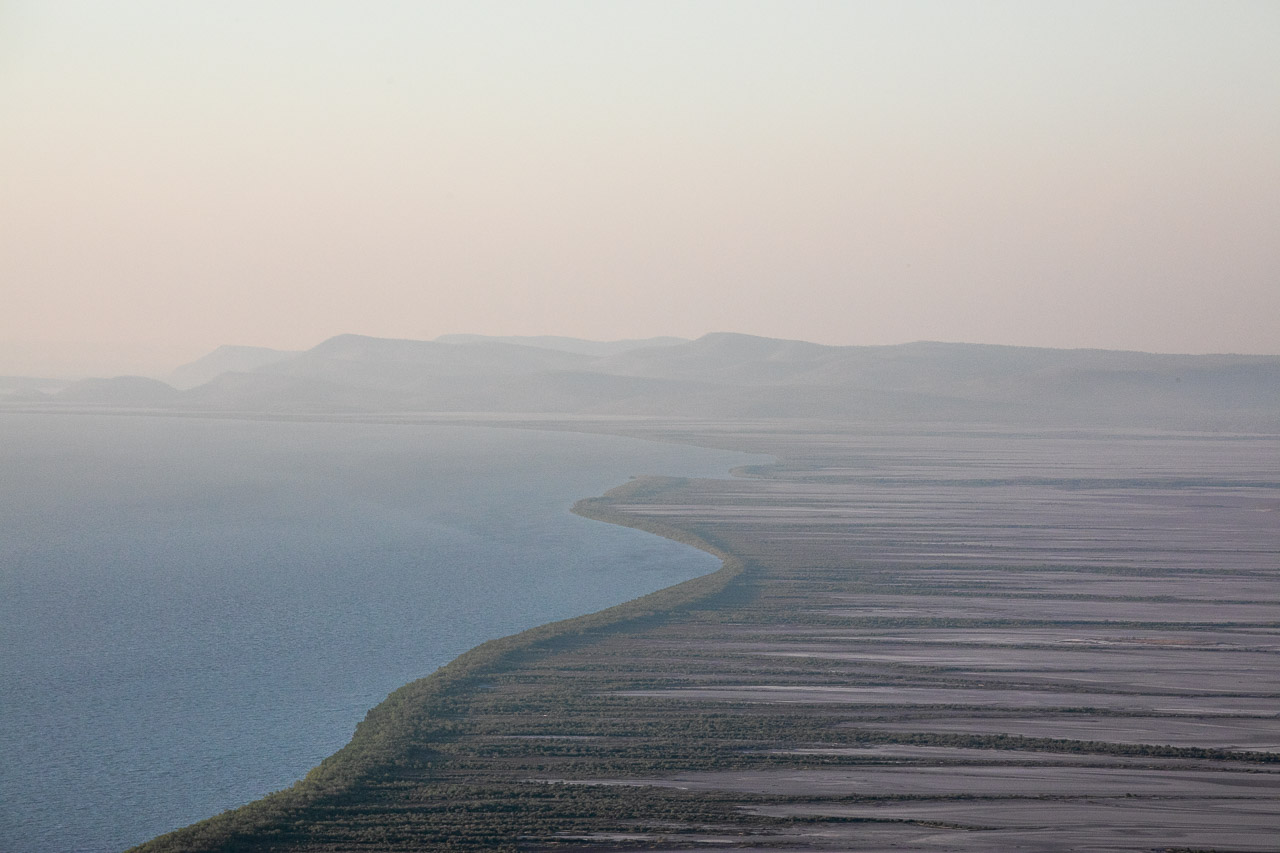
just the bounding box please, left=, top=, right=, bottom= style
left=137, top=421, right=1280, bottom=852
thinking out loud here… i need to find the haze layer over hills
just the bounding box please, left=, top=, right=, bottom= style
left=8, top=333, right=1280, bottom=432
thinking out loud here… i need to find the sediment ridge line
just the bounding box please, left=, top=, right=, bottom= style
left=128, top=475, right=745, bottom=853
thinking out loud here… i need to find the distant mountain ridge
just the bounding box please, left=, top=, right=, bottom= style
left=434, top=333, right=688, bottom=357
left=57, top=376, right=182, bottom=405
left=168, top=345, right=299, bottom=389
left=6, top=332, right=1277, bottom=431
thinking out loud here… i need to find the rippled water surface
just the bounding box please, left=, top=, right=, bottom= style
left=0, top=414, right=758, bottom=852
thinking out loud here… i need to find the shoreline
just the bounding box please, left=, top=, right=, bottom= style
left=128, top=474, right=745, bottom=853
left=74, top=418, right=1280, bottom=850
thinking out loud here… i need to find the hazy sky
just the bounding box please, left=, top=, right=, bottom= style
left=3, top=1, right=1278, bottom=376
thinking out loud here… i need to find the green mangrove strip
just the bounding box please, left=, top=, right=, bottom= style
left=129, top=476, right=743, bottom=852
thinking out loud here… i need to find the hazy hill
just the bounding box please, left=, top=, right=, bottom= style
left=245, top=335, right=598, bottom=401
left=600, top=334, right=1275, bottom=393
left=55, top=376, right=181, bottom=406
left=0, top=376, right=68, bottom=401
left=434, top=333, right=687, bottom=357
left=287, top=334, right=593, bottom=375
left=168, top=345, right=299, bottom=389
left=9, top=333, right=1279, bottom=431
left=597, top=332, right=835, bottom=383
left=183, top=334, right=707, bottom=414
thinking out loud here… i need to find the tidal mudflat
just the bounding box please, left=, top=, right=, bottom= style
left=134, top=419, right=1279, bottom=851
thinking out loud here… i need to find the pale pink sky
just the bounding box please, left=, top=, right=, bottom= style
left=3, top=1, right=1278, bottom=377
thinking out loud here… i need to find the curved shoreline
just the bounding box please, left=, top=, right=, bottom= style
left=120, top=424, right=1280, bottom=851
left=129, top=475, right=744, bottom=853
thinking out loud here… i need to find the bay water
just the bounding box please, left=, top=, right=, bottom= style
left=0, top=414, right=757, bottom=852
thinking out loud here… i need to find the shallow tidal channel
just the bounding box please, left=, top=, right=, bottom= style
left=0, top=413, right=761, bottom=853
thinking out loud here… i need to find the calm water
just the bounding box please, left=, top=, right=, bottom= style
left=0, top=414, right=758, bottom=853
